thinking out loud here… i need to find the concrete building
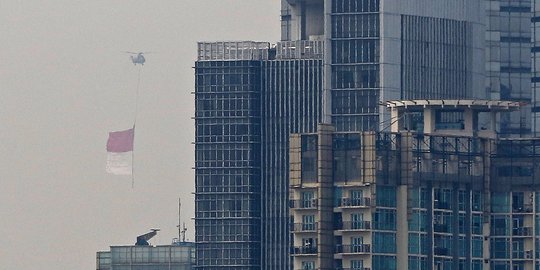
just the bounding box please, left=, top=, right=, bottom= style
left=96, top=241, right=195, bottom=270
left=289, top=100, right=540, bottom=270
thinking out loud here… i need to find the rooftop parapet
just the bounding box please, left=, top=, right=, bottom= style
left=197, top=41, right=270, bottom=61
left=275, top=40, right=324, bottom=60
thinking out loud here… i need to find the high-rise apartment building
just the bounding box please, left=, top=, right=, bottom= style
left=290, top=100, right=540, bottom=270
left=194, top=0, right=538, bottom=269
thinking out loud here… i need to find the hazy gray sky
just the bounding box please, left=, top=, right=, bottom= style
left=0, top=1, right=279, bottom=269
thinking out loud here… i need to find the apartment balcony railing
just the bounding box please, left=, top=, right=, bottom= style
left=291, top=246, right=318, bottom=255
left=335, top=244, right=371, bottom=254
left=336, top=268, right=371, bottom=270
left=433, top=224, right=450, bottom=233
left=291, top=223, right=318, bottom=232
left=338, top=197, right=371, bottom=208
left=434, top=247, right=449, bottom=256
left=513, top=227, right=533, bottom=236
left=335, top=221, right=371, bottom=231
left=433, top=201, right=451, bottom=210
left=513, top=204, right=534, bottom=213
left=290, top=199, right=318, bottom=209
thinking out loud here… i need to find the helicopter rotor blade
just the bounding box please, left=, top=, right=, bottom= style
left=124, top=51, right=138, bottom=54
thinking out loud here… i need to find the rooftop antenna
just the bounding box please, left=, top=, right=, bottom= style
left=177, top=198, right=187, bottom=242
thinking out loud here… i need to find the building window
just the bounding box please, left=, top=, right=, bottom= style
left=434, top=235, right=452, bottom=256
left=351, top=212, right=364, bottom=229
left=491, top=192, right=510, bottom=213
left=351, top=260, right=364, bottom=270
left=512, top=239, right=524, bottom=259
left=373, top=209, right=396, bottom=230
left=434, top=188, right=452, bottom=210
left=490, top=238, right=510, bottom=259
left=408, top=256, right=427, bottom=270
left=372, top=255, right=396, bottom=270
left=458, top=190, right=467, bottom=211
left=373, top=232, right=396, bottom=253
left=472, top=214, right=483, bottom=235
left=302, top=215, right=315, bottom=231
left=301, top=191, right=315, bottom=208
left=376, top=186, right=396, bottom=207
left=408, top=233, right=420, bottom=254
left=408, top=210, right=427, bottom=232
left=491, top=215, right=510, bottom=236
left=351, top=236, right=364, bottom=249
left=301, top=261, right=315, bottom=270
left=512, top=192, right=525, bottom=212
left=433, top=211, right=453, bottom=233
left=350, top=189, right=364, bottom=206
left=301, top=135, right=318, bottom=182
left=472, top=237, right=483, bottom=258
left=472, top=191, right=483, bottom=211
left=471, top=260, right=482, bottom=270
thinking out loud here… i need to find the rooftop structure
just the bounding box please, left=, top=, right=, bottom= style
left=96, top=242, right=195, bottom=270
left=386, top=99, right=522, bottom=137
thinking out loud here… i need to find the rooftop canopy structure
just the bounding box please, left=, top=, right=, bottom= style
left=386, top=99, right=522, bottom=138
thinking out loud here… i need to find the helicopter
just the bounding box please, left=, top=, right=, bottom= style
left=125, top=51, right=148, bottom=65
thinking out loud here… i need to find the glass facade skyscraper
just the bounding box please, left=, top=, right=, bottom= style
left=194, top=45, right=265, bottom=268
left=194, top=41, right=323, bottom=269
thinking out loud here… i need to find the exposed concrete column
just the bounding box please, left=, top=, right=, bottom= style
left=463, top=108, right=474, bottom=136
left=317, top=124, right=334, bottom=269
left=396, top=185, right=409, bottom=269
left=390, top=108, right=401, bottom=133
left=322, top=0, right=332, bottom=124
left=490, top=111, right=497, bottom=133
left=423, top=108, right=436, bottom=134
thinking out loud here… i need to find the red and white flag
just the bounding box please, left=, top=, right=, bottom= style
left=106, top=127, right=134, bottom=175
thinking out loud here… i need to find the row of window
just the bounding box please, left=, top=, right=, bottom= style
left=331, top=0, right=379, bottom=13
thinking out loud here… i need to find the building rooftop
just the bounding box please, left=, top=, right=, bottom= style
left=386, top=99, right=522, bottom=112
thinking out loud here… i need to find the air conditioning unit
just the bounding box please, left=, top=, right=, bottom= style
left=311, top=198, right=318, bottom=207
left=526, top=250, right=533, bottom=259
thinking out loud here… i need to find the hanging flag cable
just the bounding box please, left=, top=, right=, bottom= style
left=132, top=65, right=142, bottom=188
left=106, top=61, right=143, bottom=188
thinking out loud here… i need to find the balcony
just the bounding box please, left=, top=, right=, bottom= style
left=434, top=247, right=449, bottom=256
left=335, top=244, right=371, bottom=254
left=338, top=197, right=371, bottom=208
left=512, top=227, right=532, bottom=236
left=291, top=246, right=318, bottom=255
left=291, top=223, right=318, bottom=232
left=290, top=199, right=318, bottom=209
left=512, top=204, right=533, bottom=213
left=433, top=201, right=450, bottom=210
left=433, top=224, right=450, bottom=233
left=336, top=268, right=371, bottom=270
left=335, top=221, right=371, bottom=231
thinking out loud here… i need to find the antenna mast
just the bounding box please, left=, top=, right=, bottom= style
left=177, top=198, right=187, bottom=242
